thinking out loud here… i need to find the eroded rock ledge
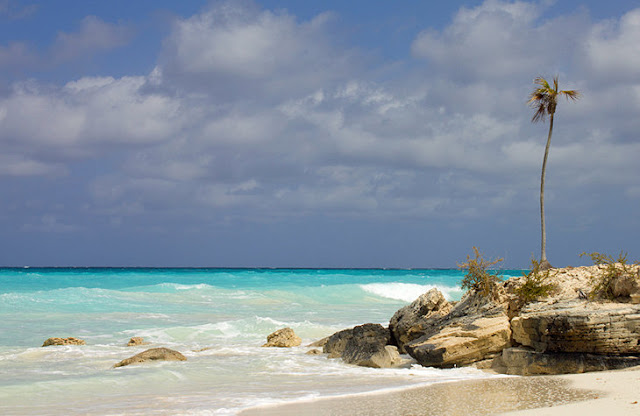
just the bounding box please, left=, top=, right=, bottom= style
left=321, top=265, right=640, bottom=375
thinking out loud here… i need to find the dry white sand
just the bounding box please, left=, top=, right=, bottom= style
left=240, top=366, right=640, bottom=416
left=503, top=366, right=640, bottom=416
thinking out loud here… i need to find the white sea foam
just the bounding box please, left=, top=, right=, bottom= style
left=360, top=282, right=463, bottom=302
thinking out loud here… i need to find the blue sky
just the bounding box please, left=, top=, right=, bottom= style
left=1, top=0, right=639, bottom=267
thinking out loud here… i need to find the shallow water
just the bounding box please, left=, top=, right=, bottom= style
left=0, top=268, right=524, bottom=415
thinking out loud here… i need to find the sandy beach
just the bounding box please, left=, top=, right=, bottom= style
left=504, top=366, right=640, bottom=416
left=240, top=366, right=640, bottom=416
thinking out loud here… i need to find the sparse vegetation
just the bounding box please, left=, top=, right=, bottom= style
left=458, top=247, right=503, bottom=298
left=515, top=257, right=556, bottom=303
left=580, top=251, right=639, bottom=300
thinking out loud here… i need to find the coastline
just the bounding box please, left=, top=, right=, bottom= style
left=240, top=366, right=640, bottom=416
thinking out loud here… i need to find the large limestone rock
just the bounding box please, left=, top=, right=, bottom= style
left=406, top=314, right=511, bottom=368
left=389, top=288, right=452, bottom=353
left=324, top=323, right=400, bottom=368
left=262, top=328, right=302, bottom=348
left=42, top=337, right=86, bottom=347
left=497, top=346, right=640, bottom=375
left=396, top=287, right=511, bottom=368
left=113, top=347, right=187, bottom=368
left=511, top=300, right=640, bottom=355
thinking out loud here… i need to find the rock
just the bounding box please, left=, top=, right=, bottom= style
left=511, top=300, right=640, bottom=355
left=307, top=337, right=329, bottom=348
left=389, top=288, right=452, bottom=353
left=42, top=337, right=86, bottom=347
left=405, top=314, right=511, bottom=368
left=324, top=323, right=398, bottom=368
left=497, top=346, right=640, bottom=375
left=127, top=337, right=148, bottom=346
left=306, top=349, right=322, bottom=355
left=505, top=264, right=640, bottom=302
left=611, top=275, right=639, bottom=298
left=323, top=327, right=356, bottom=358
left=262, top=328, right=302, bottom=348
left=393, top=286, right=511, bottom=368
left=113, top=347, right=187, bottom=368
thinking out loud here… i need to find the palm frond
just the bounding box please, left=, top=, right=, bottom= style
left=531, top=105, right=547, bottom=123
left=561, top=89, right=581, bottom=101
left=528, top=75, right=580, bottom=122
left=533, top=76, right=551, bottom=90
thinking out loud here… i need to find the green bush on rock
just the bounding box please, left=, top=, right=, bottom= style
left=458, top=247, right=503, bottom=298
left=580, top=251, right=640, bottom=300
left=514, top=257, right=557, bottom=304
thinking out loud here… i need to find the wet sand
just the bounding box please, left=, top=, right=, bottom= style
left=240, top=366, right=640, bottom=416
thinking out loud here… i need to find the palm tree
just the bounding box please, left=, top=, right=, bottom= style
left=528, top=76, right=580, bottom=270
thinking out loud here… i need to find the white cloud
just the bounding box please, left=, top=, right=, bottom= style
left=1, top=0, right=639, bottom=232
left=411, top=0, right=588, bottom=82
left=583, top=9, right=640, bottom=83
left=0, top=75, right=184, bottom=157
left=159, top=1, right=356, bottom=99
left=51, top=15, right=132, bottom=62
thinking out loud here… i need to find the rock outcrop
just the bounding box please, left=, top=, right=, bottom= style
left=511, top=300, right=640, bottom=355
left=389, top=288, right=452, bottom=353
left=393, top=287, right=512, bottom=368
left=315, top=264, right=640, bottom=375
left=324, top=323, right=401, bottom=368
left=262, top=328, right=302, bottom=348
left=42, top=337, right=86, bottom=347
left=113, top=347, right=187, bottom=368
left=406, top=314, right=511, bottom=368
left=496, top=346, right=640, bottom=375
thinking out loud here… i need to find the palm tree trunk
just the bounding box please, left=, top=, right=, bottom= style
left=540, top=114, right=554, bottom=270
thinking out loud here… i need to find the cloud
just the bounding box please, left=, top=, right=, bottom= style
left=159, top=0, right=357, bottom=99
left=1, top=0, right=639, bottom=236
left=0, top=76, right=184, bottom=157
left=0, top=41, right=36, bottom=69
left=0, top=154, right=67, bottom=177
left=51, top=15, right=132, bottom=63
left=582, top=9, right=640, bottom=83
left=0, top=0, right=37, bottom=19
left=411, top=0, right=540, bottom=81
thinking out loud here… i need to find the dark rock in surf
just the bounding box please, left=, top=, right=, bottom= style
left=324, top=323, right=400, bottom=368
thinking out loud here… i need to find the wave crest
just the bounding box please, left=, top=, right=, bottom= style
left=360, top=282, right=463, bottom=302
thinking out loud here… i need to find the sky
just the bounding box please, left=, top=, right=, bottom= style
left=0, top=0, right=638, bottom=268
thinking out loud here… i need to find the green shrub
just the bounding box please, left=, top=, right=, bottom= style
left=515, top=257, right=556, bottom=303
left=458, top=247, right=503, bottom=298
left=580, top=251, right=639, bottom=300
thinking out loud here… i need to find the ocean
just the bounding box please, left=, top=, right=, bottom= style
left=0, top=268, right=523, bottom=415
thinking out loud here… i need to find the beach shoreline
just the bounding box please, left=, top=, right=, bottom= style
left=239, top=366, right=640, bottom=416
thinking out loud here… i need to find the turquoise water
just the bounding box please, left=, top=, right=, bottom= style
left=0, top=268, right=522, bottom=415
